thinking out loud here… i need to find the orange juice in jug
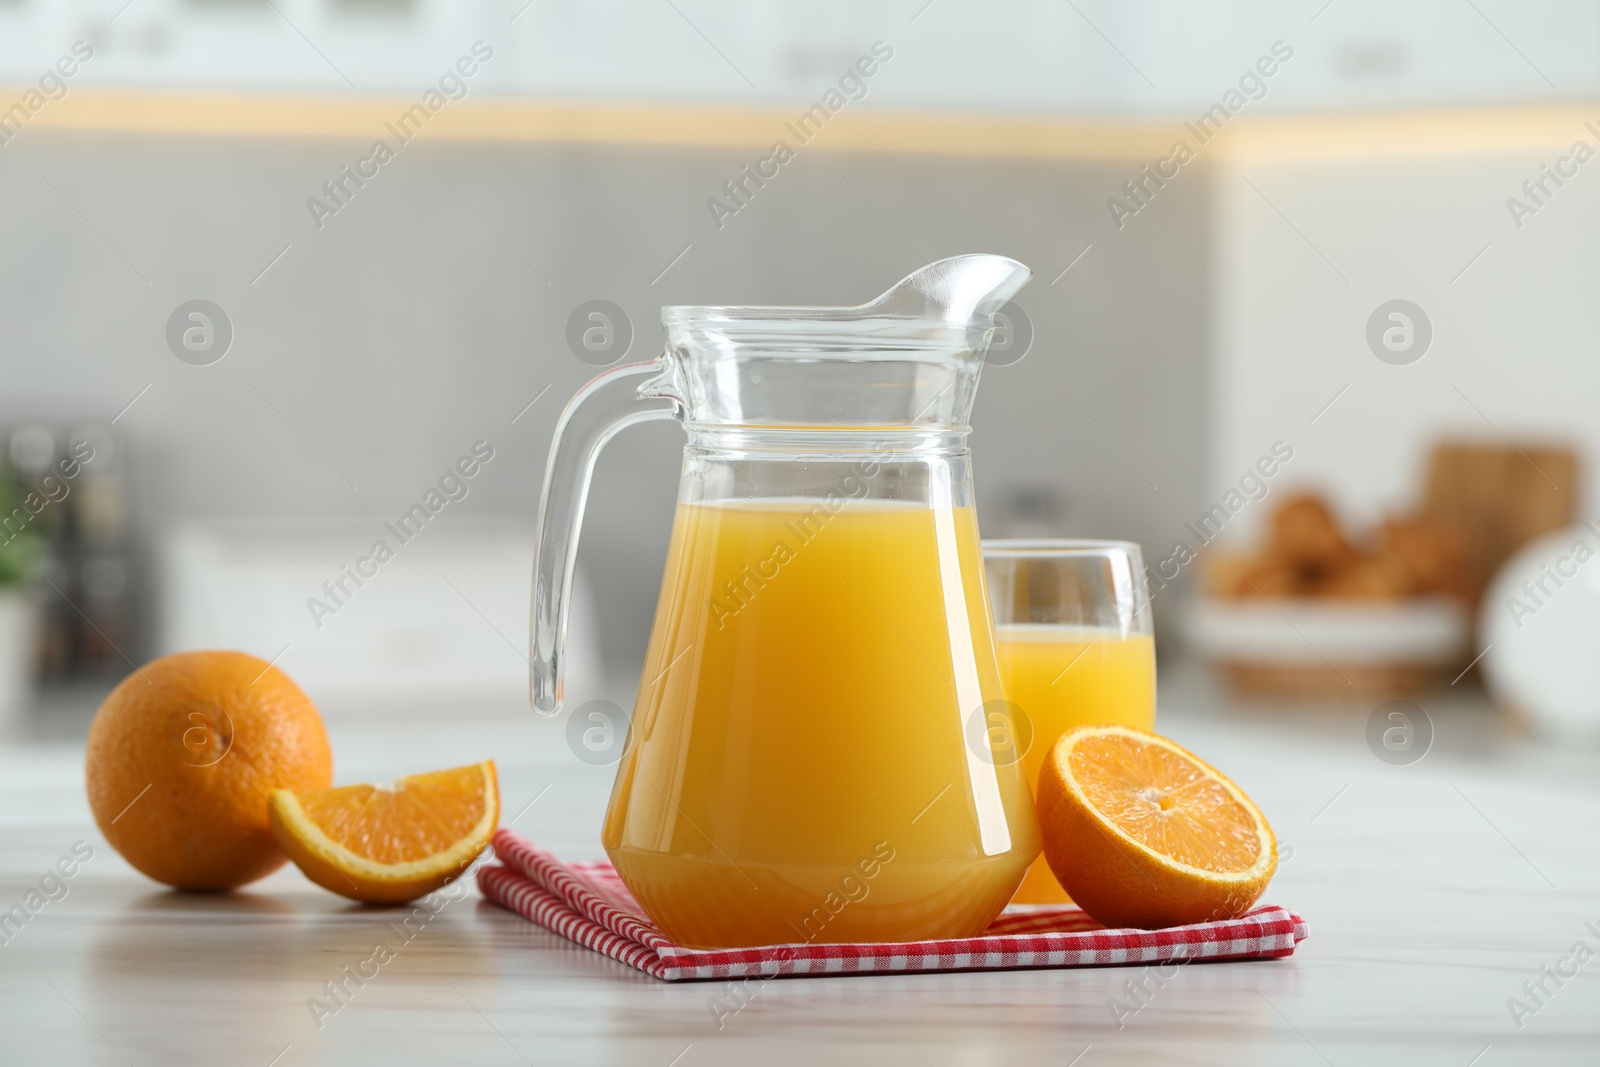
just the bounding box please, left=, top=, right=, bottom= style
left=604, top=499, right=1039, bottom=947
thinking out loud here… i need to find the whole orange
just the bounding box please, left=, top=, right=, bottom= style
left=85, top=650, right=333, bottom=891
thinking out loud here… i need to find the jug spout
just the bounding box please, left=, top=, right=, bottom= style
left=868, top=254, right=1032, bottom=338
left=656, top=254, right=1033, bottom=431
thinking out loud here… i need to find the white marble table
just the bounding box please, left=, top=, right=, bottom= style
left=2, top=672, right=1597, bottom=1066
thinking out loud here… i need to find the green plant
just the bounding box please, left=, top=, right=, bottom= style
left=0, top=475, right=43, bottom=587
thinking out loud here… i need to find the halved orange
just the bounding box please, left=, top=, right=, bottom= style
left=269, top=760, right=498, bottom=904
left=1036, top=726, right=1276, bottom=929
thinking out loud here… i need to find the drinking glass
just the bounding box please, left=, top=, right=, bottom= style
left=983, top=540, right=1156, bottom=904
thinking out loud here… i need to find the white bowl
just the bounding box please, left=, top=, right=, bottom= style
left=1481, top=523, right=1600, bottom=740
left=1186, top=596, right=1470, bottom=666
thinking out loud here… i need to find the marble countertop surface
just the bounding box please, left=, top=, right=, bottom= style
left=2, top=670, right=1597, bottom=1066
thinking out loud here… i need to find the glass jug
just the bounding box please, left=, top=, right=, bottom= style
left=531, top=255, right=1041, bottom=948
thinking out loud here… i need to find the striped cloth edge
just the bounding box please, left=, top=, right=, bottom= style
left=478, top=828, right=1307, bottom=983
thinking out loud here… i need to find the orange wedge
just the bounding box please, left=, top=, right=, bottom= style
left=1036, top=726, right=1276, bottom=929
left=269, top=760, right=498, bottom=904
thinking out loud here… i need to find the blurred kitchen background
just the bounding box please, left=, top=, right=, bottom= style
left=3, top=0, right=1599, bottom=748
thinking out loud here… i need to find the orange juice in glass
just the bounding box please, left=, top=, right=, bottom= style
left=984, top=541, right=1156, bottom=904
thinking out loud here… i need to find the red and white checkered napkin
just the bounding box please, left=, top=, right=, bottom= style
left=477, top=829, right=1307, bottom=982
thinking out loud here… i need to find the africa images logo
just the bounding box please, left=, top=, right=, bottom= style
left=305, top=42, right=494, bottom=230
left=0, top=41, right=94, bottom=148
left=705, top=41, right=894, bottom=230
left=1106, top=41, right=1293, bottom=230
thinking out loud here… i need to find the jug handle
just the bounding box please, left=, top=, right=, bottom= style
left=530, top=359, right=680, bottom=715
